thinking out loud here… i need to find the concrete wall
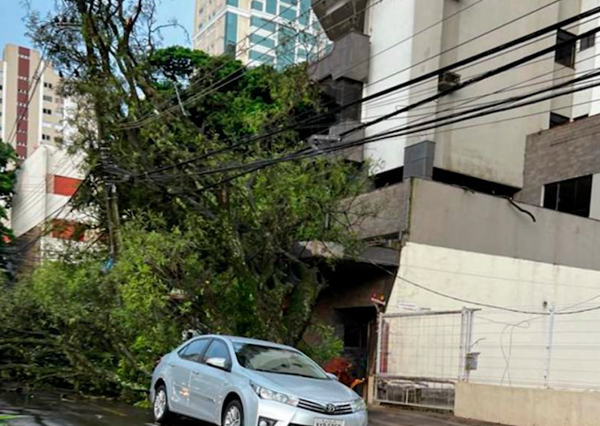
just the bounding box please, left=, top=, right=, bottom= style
left=409, top=178, right=600, bottom=271
left=381, top=179, right=600, bottom=389
left=341, top=182, right=408, bottom=240
left=360, top=0, right=600, bottom=187
left=518, top=114, right=600, bottom=211
left=455, top=382, right=600, bottom=426
left=12, top=144, right=84, bottom=238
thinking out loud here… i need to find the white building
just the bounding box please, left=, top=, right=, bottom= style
left=306, top=1, right=600, bottom=423
left=10, top=143, right=87, bottom=265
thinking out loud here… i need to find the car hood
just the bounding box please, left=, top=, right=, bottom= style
left=248, top=370, right=358, bottom=402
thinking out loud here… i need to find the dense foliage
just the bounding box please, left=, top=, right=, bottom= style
left=0, top=0, right=368, bottom=398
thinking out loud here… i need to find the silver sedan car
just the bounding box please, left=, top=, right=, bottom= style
left=150, top=335, right=368, bottom=426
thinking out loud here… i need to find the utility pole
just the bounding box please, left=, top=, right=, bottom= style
left=51, top=12, right=121, bottom=258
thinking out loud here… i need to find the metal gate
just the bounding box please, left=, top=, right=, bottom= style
left=374, top=309, right=476, bottom=410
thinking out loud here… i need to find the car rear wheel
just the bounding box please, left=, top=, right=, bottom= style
left=153, top=384, right=174, bottom=424
left=222, top=400, right=243, bottom=426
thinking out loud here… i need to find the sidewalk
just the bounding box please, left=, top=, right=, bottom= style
left=369, top=405, right=500, bottom=426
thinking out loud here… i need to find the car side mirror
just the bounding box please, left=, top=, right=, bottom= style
left=206, top=357, right=229, bottom=371
left=326, top=372, right=338, bottom=381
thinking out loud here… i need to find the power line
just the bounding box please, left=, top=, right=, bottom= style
left=128, top=4, right=582, bottom=179
left=116, top=0, right=491, bottom=132
left=341, top=25, right=600, bottom=138
left=149, top=75, right=600, bottom=189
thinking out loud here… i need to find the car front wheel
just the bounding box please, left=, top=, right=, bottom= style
left=222, top=400, right=243, bottom=426
left=153, top=384, right=174, bottom=424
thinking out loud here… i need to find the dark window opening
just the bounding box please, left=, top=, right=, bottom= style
left=581, top=34, right=596, bottom=51
left=550, top=112, right=570, bottom=128
left=543, top=175, right=592, bottom=217
left=555, top=30, right=576, bottom=68
left=374, top=166, right=403, bottom=189
left=432, top=168, right=520, bottom=197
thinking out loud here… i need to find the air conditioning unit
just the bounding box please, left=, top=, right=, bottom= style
left=438, top=71, right=461, bottom=92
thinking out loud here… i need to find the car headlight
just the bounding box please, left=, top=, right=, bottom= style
left=350, top=398, right=366, bottom=412
left=250, top=382, right=299, bottom=407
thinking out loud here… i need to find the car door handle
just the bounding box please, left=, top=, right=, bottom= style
left=168, top=362, right=175, bottom=367
left=192, top=369, right=200, bottom=375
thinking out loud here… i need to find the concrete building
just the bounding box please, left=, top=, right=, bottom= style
left=0, top=44, right=64, bottom=160
left=303, top=0, right=600, bottom=420
left=310, top=0, right=600, bottom=190
left=10, top=144, right=87, bottom=266
left=193, top=0, right=326, bottom=67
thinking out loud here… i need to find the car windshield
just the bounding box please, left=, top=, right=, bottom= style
left=233, top=342, right=328, bottom=380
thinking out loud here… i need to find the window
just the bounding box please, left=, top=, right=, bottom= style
left=226, top=0, right=238, bottom=6
left=18, top=54, right=29, bottom=60
left=178, top=338, right=210, bottom=362
left=555, top=30, right=576, bottom=68
left=234, top=343, right=328, bottom=379
left=250, top=16, right=276, bottom=32
left=266, top=0, right=277, bottom=14
left=18, top=76, right=28, bottom=81
left=299, top=0, right=310, bottom=25
left=581, top=33, right=596, bottom=51
left=42, top=134, right=51, bottom=141
left=43, top=95, right=53, bottom=102
left=44, top=82, right=53, bottom=89
left=280, top=5, right=297, bottom=20
left=250, top=33, right=275, bottom=48
left=202, top=339, right=231, bottom=365
left=18, top=89, right=27, bottom=94
left=251, top=0, right=262, bottom=10
left=224, top=12, right=238, bottom=55
left=550, top=112, right=569, bottom=128
left=544, top=175, right=592, bottom=217
left=249, top=50, right=274, bottom=65
left=43, top=108, right=52, bottom=115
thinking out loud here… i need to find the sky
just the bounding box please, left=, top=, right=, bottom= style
left=0, top=0, right=194, bottom=52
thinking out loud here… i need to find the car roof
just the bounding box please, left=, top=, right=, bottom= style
left=202, top=334, right=297, bottom=351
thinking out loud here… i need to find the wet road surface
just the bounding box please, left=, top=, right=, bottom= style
left=0, top=392, right=493, bottom=426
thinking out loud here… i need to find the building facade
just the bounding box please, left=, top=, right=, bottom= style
left=0, top=44, right=64, bottom=160
left=311, top=0, right=600, bottom=190
left=10, top=144, right=86, bottom=266
left=304, top=0, right=600, bottom=417
left=193, top=0, right=325, bottom=67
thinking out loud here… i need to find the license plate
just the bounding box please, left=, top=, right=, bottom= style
left=314, top=420, right=345, bottom=426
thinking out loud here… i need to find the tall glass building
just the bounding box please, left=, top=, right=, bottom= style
left=193, top=0, right=326, bottom=68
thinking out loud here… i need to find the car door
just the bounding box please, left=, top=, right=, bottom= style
left=168, top=338, right=211, bottom=416
left=189, top=338, right=233, bottom=423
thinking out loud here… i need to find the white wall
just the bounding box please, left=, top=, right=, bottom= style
left=12, top=144, right=85, bottom=237
left=360, top=0, right=600, bottom=187
left=386, top=242, right=600, bottom=390
left=456, top=382, right=600, bottom=426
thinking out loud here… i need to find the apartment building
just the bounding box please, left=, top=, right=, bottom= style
left=0, top=44, right=63, bottom=160
left=193, top=0, right=326, bottom=67
left=10, top=144, right=86, bottom=266
left=303, top=0, right=600, bottom=418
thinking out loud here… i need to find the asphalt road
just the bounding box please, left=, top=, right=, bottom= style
left=0, top=392, right=491, bottom=426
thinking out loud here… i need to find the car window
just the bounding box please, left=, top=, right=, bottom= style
left=179, top=338, right=210, bottom=362
left=203, top=339, right=231, bottom=365
left=234, top=343, right=328, bottom=379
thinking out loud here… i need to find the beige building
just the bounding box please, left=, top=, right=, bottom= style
left=193, top=0, right=325, bottom=68
left=0, top=44, right=63, bottom=160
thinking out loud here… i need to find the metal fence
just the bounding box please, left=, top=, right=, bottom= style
left=375, top=305, right=600, bottom=411
left=374, top=309, right=477, bottom=410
